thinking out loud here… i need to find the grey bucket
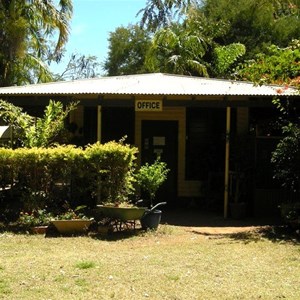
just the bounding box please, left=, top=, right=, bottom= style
left=141, top=209, right=162, bottom=230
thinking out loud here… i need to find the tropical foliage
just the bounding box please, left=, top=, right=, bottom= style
left=0, top=0, right=73, bottom=86
left=235, top=40, right=300, bottom=86
left=104, top=0, right=299, bottom=77
left=235, top=40, right=300, bottom=194
left=201, top=0, right=300, bottom=58
left=271, top=122, right=300, bottom=193
left=140, top=0, right=300, bottom=57
left=0, top=99, right=78, bottom=147
left=104, top=24, right=152, bottom=76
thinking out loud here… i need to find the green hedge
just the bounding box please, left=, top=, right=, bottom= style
left=0, top=142, right=137, bottom=219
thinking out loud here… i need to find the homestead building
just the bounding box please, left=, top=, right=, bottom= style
left=0, top=73, right=299, bottom=218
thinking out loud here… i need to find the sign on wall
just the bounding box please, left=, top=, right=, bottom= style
left=135, top=100, right=162, bottom=112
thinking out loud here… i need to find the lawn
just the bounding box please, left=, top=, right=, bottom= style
left=0, top=225, right=299, bottom=300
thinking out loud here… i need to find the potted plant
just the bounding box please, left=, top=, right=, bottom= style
left=135, top=159, right=170, bottom=229
left=18, top=209, right=53, bottom=234
left=51, top=205, right=94, bottom=234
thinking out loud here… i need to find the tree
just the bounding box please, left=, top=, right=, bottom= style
left=106, top=0, right=298, bottom=78
left=145, top=10, right=245, bottom=77
left=145, top=23, right=209, bottom=76
left=55, top=53, right=101, bottom=81
left=140, top=0, right=300, bottom=58
left=139, top=0, right=191, bottom=31
left=200, top=0, right=300, bottom=58
left=236, top=40, right=300, bottom=194
left=271, top=122, right=300, bottom=193
left=235, top=40, right=300, bottom=86
left=0, top=0, right=73, bottom=87
left=0, top=99, right=78, bottom=148
left=103, top=24, right=152, bottom=76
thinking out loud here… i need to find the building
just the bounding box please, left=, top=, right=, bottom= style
left=0, top=73, right=299, bottom=217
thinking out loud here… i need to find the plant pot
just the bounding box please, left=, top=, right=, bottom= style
left=141, top=209, right=162, bottom=230
left=31, top=226, right=48, bottom=234
left=51, top=219, right=92, bottom=234
left=230, top=202, right=247, bottom=219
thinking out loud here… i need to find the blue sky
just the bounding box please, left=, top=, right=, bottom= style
left=51, top=0, right=147, bottom=75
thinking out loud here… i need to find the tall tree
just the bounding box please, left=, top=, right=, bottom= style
left=145, top=23, right=210, bottom=76
left=202, top=0, right=300, bottom=58
left=139, top=0, right=191, bottom=30
left=140, top=0, right=300, bottom=56
left=145, top=9, right=245, bottom=77
left=235, top=40, right=300, bottom=86
left=236, top=40, right=300, bottom=194
left=0, top=0, right=73, bottom=87
left=103, top=24, right=152, bottom=76
left=56, top=53, right=101, bottom=81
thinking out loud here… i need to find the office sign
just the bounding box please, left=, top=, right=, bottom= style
left=135, top=100, right=162, bottom=112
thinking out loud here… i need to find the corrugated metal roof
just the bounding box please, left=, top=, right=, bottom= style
left=0, top=73, right=298, bottom=96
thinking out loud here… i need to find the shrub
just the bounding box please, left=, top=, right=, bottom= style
left=136, top=159, right=170, bottom=207
left=0, top=141, right=138, bottom=221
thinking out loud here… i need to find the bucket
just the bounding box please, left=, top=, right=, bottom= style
left=141, top=209, right=162, bottom=230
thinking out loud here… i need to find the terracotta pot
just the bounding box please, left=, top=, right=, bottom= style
left=31, top=226, right=48, bottom=234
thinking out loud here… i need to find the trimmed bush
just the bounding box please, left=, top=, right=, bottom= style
left=0, top=142, right=138, bottom=221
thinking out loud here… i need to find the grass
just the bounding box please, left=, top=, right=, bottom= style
left=0, top=225, right=299, bottom=299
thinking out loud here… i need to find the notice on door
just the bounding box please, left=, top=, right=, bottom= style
left=135, top=100, right=162, bottom=112
left=153, top=136, right=165, bottom=146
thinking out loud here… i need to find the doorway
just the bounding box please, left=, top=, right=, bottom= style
left=141, top=120, right=178, bottom=205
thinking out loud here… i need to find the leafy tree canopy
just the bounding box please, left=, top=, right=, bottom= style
left=235, top=39, right=300, bottom=86
left=0, top=0, right=73, bottom=87
left=235, top=40, right=300, bottom=193
left=103, top=24, right=152, bottom=76
left=139, top=0, right=300, bottom=57
left=139, top=0, right=192, bottom=30
left=202, top=0, right=300, bottom=58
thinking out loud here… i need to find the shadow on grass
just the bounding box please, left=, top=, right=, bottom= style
left=228, top=226, right=300, bottom=245
left=189, top=225, right=300, bottom=244
left=0, top=221, right=163, bottom=241
left=89, top=229, right=147, bottom=241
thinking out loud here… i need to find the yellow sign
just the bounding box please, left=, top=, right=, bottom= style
left=135, top=100, right=162, bottom=111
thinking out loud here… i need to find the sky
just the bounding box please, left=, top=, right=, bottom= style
left=51, top=0, right=147, bottom=75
